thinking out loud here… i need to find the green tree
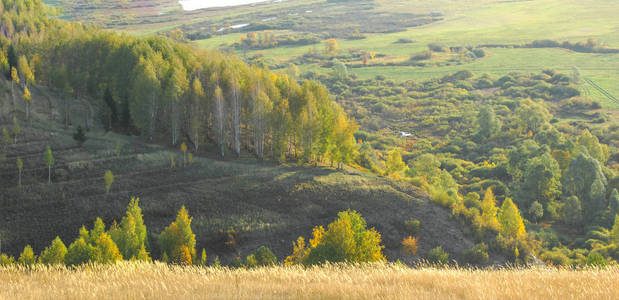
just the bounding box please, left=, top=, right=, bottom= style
left=109, top=197, right=150, bottom=261
left=332, top=60, right=348, bottom=81
left=577, top=130, right=610, bottom=164
left=39, top=237, right=67, bottom=265
left=611, top=214, right=619, bottom=245
left=562, top=195, right=582, bottom=226
left=476, top=105, right=501, bottom=140
left=516, top=99, right=551, bottom=135
left=104, top=170, right=114, bottom=194
left=517, top=152, right=562, bottom=211
left=44, top=145, right=54, bottom=184
left=428, top=246, right=449, bottom=265
left=562, top=152, right=607, bottom=227
left=529, top=201, right=543, bottom=223
left=18, top=245, right=36, bottom=266
left=480, top=188, right=500, bottom=231
left=300, top=210, right=385, bottom=265
left=65, top=237, right=97, bottom=266
left=160, top=206, right=196, bottom=265
left=254, top=246, right=277, bottom=266
left=498, top=198, right=526, bottom=240
left=386, top=149, right=406, bottom=176
left=16, top=157, right=22, bottom=187
left=609, top=189, right=619, bottom=220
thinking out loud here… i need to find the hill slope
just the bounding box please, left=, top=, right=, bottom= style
left=0, top=79, right=496, bottom=264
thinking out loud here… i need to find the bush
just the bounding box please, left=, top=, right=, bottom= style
left=584, top=252, right=609, bottom=267
left=404, top=218, right=421, bottom=235
left=539, top=249, right=571, bottom=266
left=18, top=245, right=36, bottom=266
left=0, top=254, right=15, bottom=266
left=410, top=50, right=432, bottom=61
left=65, top=238, right=98, bottom=266
left=472, top=48, right=486, bottom=58
left=254, top=246, right=277, bottom=266
left=428, top=246, right=449, bottom=265
left=462, top=243, right=489, bottom=265
left=401, top=236, right=418, bottom=255
left=287, top=210, right=385, bottom=265
left=428, top=43, right=449, bottom=52
left=395, top=38, right=414, bottom=44
left=39, top=236, right=67, bottom=265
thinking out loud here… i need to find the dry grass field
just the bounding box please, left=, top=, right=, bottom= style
left=1, top=262, right=618, bottom=300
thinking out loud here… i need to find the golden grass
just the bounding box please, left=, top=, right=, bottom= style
left=1, top=262, right=618, bottom=300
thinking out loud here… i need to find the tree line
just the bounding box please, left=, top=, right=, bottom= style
left=0, top=0, right=358, bottom=166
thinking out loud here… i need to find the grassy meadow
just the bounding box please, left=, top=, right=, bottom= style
left=190, top=0, right=619, bottom=108
left=1, top=262, right=618, bottom=299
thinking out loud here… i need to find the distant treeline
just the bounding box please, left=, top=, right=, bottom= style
left=480, top=38, right=619, bottom=53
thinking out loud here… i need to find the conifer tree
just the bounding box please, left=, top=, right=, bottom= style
left=109, top=197, right=150, bottom=261
left=480, top=188, right=500, bottom=231
left=160, top=206, right=196, bottom=265
left=498, top=198, right=526, bottom=240
left=18, top=245, right=36, bottom=266
left=39, top=236, right=67, bottom=265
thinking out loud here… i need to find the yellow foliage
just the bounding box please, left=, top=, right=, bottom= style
left=498, top=198, right=526, bottom=240
left=480, top=188, right=500, bottom=231
left=401, top=236, right=418, bottom=256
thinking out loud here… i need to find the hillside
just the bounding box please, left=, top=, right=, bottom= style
left=0, top=78, right=493, bottom=264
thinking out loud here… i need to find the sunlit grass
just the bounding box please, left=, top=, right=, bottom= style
left=1, top=262, right=618, bottom=299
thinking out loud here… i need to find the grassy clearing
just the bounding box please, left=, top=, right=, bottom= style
left=189, top=0, right=619, bottom=109
left=1, top=262, right=618, bottom=299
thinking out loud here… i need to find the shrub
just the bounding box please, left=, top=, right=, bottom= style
left=472, top=48, right=486, bottom=58
left=395, top=38, right=414, bottom=44
left=428, top=246, right=449, bottom=265
left=255, top=246, right=277, bottom=266
left=539, top=249, right=571, bottom=266
left=65, top=238, right=97, bottom=266
left=18, top=245, right=36, bottom=266
left=462, top=243, right=489, bottom=265
left=410, top=50, right=432, bottom=61
left=404, top=218, right=421, bottom=236
left=584, top=252, right=609, bottom=267
left=401, top=236, right=418, bottom=256
left=428, top=43, right=449, bottom=52
left=39, top=236, right=67, bottom=265
left=0, top=254, right=14, bottom=266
